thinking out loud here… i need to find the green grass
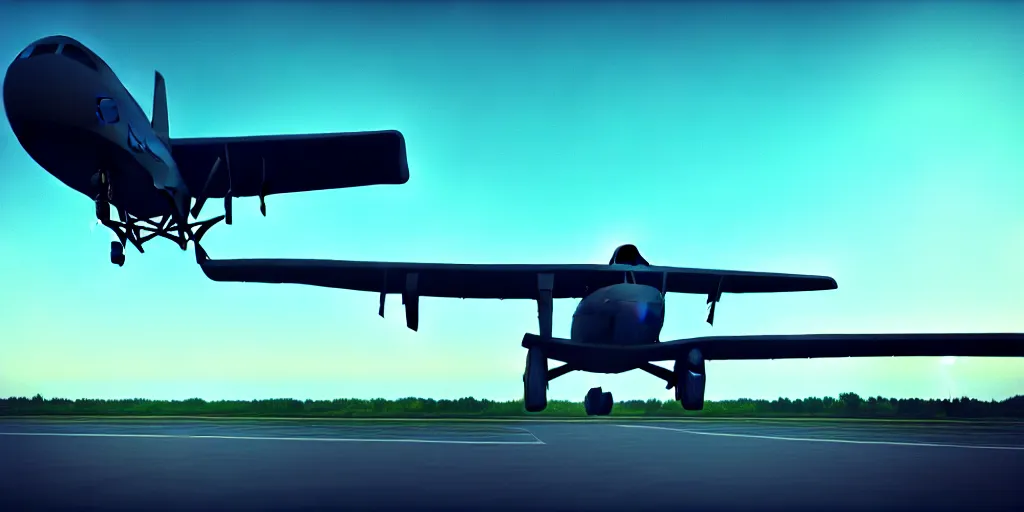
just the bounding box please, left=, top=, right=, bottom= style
left=3, top=393, right=1022, bottom=421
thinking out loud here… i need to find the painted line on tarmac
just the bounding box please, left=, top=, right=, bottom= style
left=0, top=431, right=545, bottom=445
left=614, top=424, right=1024, bottom=451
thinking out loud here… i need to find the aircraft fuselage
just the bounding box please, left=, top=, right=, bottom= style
left=3, top=35, right=190, bottom=220
left=570, top=283, right=665, bottom=348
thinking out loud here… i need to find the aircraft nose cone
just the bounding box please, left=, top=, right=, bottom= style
left=4, top=51, right=105, bottom=143
left=3, top=55, right=56, bottom=132
left=3, top=61, right=27, bottom=128
left=3, top=59, right=46, bottom=157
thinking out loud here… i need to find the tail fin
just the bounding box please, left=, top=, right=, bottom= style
left=152, top=71, right=169, bottom=145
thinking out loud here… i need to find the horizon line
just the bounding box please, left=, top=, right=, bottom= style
left=5, top=393, right=1022, bottom=403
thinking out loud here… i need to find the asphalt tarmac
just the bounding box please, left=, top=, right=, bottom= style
left=1, top=417, right=1022, bottom=511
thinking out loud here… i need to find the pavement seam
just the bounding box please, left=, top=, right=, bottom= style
left=613, top=424, right=1024, bottom=451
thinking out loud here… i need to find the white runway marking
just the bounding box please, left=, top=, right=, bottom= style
left=0, top=431, right=546, bottom=445
left=615, top=424, right=1024, bottom=451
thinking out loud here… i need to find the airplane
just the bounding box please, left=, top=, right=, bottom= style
left=194, top=242, right=1024, bottom=416
left=3, top=35, right=410, bottom=266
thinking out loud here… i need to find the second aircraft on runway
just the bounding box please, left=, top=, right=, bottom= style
left=198, top=244, right=1024, bottom=416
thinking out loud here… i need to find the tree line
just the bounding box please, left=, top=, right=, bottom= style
left=2, top=393, right=1023, bottom=419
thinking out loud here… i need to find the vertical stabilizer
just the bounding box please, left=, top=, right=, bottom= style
left=152, top=71, right=169, bottom=145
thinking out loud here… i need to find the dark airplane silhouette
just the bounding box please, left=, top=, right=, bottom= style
left=196, top=243, right=1024, bottom=415
left=3, top=35, right=409, bottom=266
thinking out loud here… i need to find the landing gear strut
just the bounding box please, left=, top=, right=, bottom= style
left=521, top=273, right=556, bottom=413
left=92, top=169, right=224, bottom=266
left=584, top=387, right=613, bottom=416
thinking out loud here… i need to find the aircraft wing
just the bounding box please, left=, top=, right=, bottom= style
left=170, top=130, right=409, bottom=199
left=522, top=333, right=1024, bottom=366
left=198, top=257, right=837, bottom=299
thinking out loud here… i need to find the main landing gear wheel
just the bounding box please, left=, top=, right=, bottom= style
left=584, top=387, right=613, bottom=416
left=523, top=348, right=548, bottom=413
left=675, top=348, right=707, bottom=411
left=110, top=241, right=125, bottom=266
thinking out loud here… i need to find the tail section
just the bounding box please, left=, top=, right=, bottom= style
left=152, top=71, right=169, bottom=146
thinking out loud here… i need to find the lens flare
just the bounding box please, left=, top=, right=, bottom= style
left=634, top=301, right=648, bottom=322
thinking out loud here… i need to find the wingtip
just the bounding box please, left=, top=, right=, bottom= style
left=393, top=130, right=410, bottom=185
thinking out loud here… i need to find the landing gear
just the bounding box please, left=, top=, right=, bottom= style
left=162, top=190, right=190, bottom=251
left=109, top=239, right=124, bottom=266
left=95, top=198, right=110, bottom=221
left=93, top=168, right=113, bottom=202
left=675, top=348, right=707, bottom=411
left=523, top=348, right=548, bottom=413
left=584, top=387, right=613, bottom=416
left=521, top=273, right=555, bottom=413
left=94, top=170, right=121, bottom=267
left=92, top=169, right=224, bottom=266
left=94, top=169, right=113, bottom=220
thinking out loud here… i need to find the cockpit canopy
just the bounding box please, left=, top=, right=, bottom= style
left=16, top=38, right=98, bottom=72
left=609, top=244, right=650, bottom=266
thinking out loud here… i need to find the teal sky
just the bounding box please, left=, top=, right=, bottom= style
left=1, top=1, right=1022, bottom=403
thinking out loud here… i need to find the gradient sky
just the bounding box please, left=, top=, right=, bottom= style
left=0, top=1, right=1022, bottom=403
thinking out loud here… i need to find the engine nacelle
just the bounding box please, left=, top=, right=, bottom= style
left=675, top=348, right=706, bottom=411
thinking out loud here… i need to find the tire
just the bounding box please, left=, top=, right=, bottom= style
left=599, top=391, right=613, bottom=416
left=584, top=387, right=603, bottom=416
left=110, top=241, right=125, bottom=266
left=675, top=349, right=707, bottom=411
left=678, top=371, right=705, bottom=410
left=675, top=368, right=706, bottom=411
left=523, top=348, right=547, bottom=413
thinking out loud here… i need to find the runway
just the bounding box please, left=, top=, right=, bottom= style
left=1, top=418, right=1022, bottom=511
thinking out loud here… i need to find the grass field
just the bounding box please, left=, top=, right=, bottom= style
left=4, top=394, right=1022, bottom=421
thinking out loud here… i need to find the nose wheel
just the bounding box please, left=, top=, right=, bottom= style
left=110, top=241, right=125, bottom=266
left=584, top=387, right=613, bottom=416
left=93, top=170, right=123, bottom=266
